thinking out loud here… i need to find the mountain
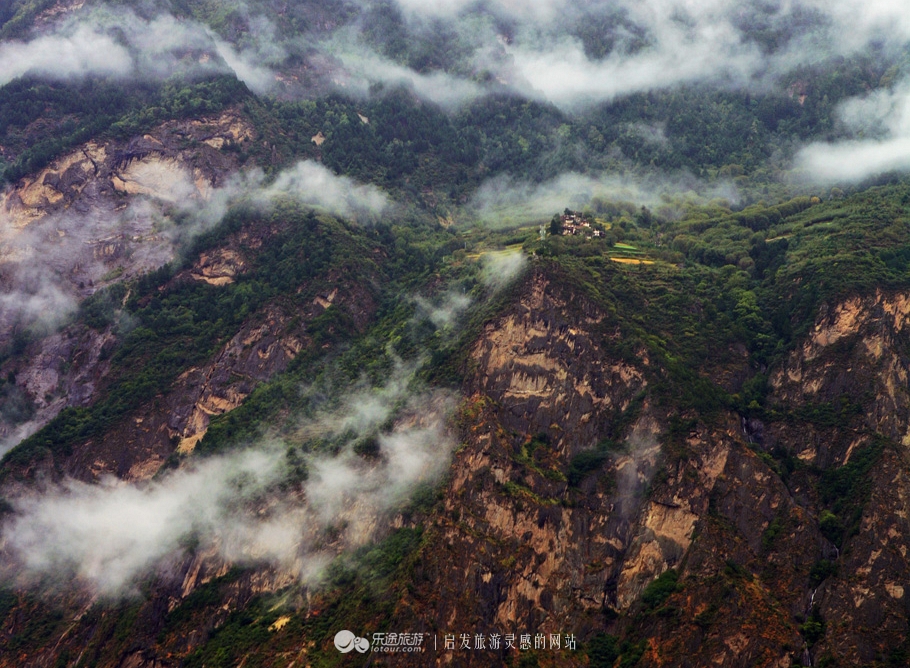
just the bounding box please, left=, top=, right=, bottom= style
left=1, top=1, right=910, bottom=667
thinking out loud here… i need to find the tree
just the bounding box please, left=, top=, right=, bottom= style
left=549, top=214, right=563, bottom=236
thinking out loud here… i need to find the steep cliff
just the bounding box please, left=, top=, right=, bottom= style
left=378, top=274, right=910, bottom=667
left=1, top=256, right=910, bottom=667
left=4, top=2, right=910, bottom=665
left=0, top=111, right=253, bottom=451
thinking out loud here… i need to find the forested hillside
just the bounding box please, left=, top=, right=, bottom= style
left=1, top=1, right=910, bottom=667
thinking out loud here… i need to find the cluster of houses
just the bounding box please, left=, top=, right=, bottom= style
left=559, top=211, right=604, bottom=238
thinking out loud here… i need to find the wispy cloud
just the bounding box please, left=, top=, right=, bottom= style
left=796, top=82, right=910, bottom=182
left=480, top=249, right=527, bottom=292
left=0, top=9, right=284, bottom=93
left=0, top=156, right=391, bottom=459
left=0, top=158, right=390, bottom=323
left=414, top=290, right=473, bottom=330
left=7, top=0, right=908, bottom=114
left=502, top=23, right=760, bottom=106
left=260, top=161, right=391, bottom=220
left=335, top=48, right=485, bottom=107
left=469, top=170, right=738, bottom=224
left=1, top=366, right=455, bottom=597
left=332, top=0, right=910, bottom=109
left=0, top=264, right=77, bottom=338
left=0, top=23, right=132, bottom=87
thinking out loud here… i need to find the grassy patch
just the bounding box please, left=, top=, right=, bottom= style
left=567, top=439, right=621, bottom=487
left=817, top=440, right=884, bottom=547
left=500, top=481, right=560, bottom=507
left=640, top=569, right=680, bottom=612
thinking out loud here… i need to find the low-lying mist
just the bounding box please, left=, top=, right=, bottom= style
left=4, top=0, right=910, bottom=190
left=7, top=0, right=909, bottom=112
left=0, top=363, right=456, bottom=598
left=0, top=246, right=531, bottom=599
left=796, top=80, right=910, bottom=183
left=468, top=170, right=741, bottom=225
left=0, top=5, right=289, bottom=93
left=0, top=157, right=390, bottom=341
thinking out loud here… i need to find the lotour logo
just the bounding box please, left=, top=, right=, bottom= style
left=334, top=630, right=370, bottom=653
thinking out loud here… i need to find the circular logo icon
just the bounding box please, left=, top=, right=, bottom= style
left=353, top=636, right=370, bottom=653
left=334, top=630, right=356, bottom=653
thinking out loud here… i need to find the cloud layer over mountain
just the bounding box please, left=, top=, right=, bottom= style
left=797, top=84, right=910, bottom=183
left=2, top=366, right=455, bottom=597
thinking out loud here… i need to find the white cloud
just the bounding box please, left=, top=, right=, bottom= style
left=0, top=267, right=77, bottom=335
left=504, top=34, right=759, bottom=106
left=796, top=83, right=910, bottom=182
left=5, top=0, right=906, bottom=113
left=351, top=0, right=910, bottom=109
left=0, top=9, right=282, bottom=92
left=0, top=24, right=132, bottom=86
left=336, top=49, right=485, bottom=107
left=801, top=0, right=910, bottom=49
left=0, top=157, right=388, bottom=353
left=797, top=136, right=910, bottom=183
left=391, top=0, right=569, bottom=20
left=212, top=37, right=278, bottom=95
left=414, top=290, right=473, bottom=329
left=480, top=249, right=527, bottom=292
left=1, top=369, right=456, bottom=597
left=469, top=170, right=736, bottom=224
left=261, top=161, right=390, bottom=220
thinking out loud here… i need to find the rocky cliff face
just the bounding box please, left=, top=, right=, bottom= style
left=382, top=277, right=910, bottom=667
left=0, top=111, right=253, bottom=452
left=1, top=265, right=909, bottom=667
left=392, top=271, right=651, bottom=643
left=770, top=291, right=910, bottom=451
left=766, top=291, right=910, bottom=666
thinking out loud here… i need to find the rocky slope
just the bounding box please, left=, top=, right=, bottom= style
left=377, top=276, right=910, bottom=667
left=2, top=2, right=910, bottom=665
left=0, top=111, right=253, bottom=452
left=766, top=291, right=910, bottom=666
left=0, top=262, right=909, bottom=667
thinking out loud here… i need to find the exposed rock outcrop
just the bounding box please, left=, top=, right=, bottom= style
left=0, top=112, right=254, bottom=451
left=387, top=280, right=910, bottom=667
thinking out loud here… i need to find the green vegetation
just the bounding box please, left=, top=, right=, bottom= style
left=761, top=511, right=788, bottom=551
left=510, top=432, right=567, bottom=483
left=616, top=640, right=648, bottom=668
left=520, top=183, right=910, bottom=430
left=3, top=167, right=909, bottom=666
left=0, top=587, right=16, bottom=621
left=640, top=569, right=680, bottom=612
left=5, top=601, right=66, bottom=653
left=723, top=559, right=753, bottom=581
left=567, top=438, right=621, bottom=487
left=799, top=606, right=826, bottom=648
left=693, top=602, right=720, bottom=629
left=0, top=0, right=56, bottom=39
left=188, top=229, right=528, bottom=457
left=817, top=440, right=885, bottom=547
left=0, top=75, right=250, bottom=184
left=181, top=598, right=283, bottom=668
left=809, top=559, right=838, bottom=587
left=1, top=37, right=881, bottom=207
left=161, top=569, right=245, bottom=640
left=291, top=528, right=426, bottom=664
left=586, top=633, right=620, bottom=667
left=157, top=529, right=427, bottom=666
left=500, top=480, right=559, bottom=507
left=2, top=206, right=385, bottom=471
left=3, top=6, right=910, bottom=664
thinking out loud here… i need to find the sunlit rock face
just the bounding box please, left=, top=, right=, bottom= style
left=387, top=276, right=910, bottom=667
left=0, top=113, right=252, bottom=452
